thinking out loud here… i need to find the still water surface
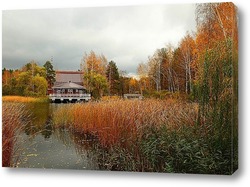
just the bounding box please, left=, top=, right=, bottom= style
left=13, top=103, right=99, bottom=170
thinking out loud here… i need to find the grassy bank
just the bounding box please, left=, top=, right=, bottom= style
left=52, top=99, right=236, bottom=174
left=2, top=96, right=49, bottom=103
left=2, top=102, right=28, bottom=167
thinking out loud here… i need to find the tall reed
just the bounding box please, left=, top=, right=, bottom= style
left=52, top=99, right=235, bottom=174
left=52, top=99, right=198, bottom=147
left=2, top=102, right=27, bottom=167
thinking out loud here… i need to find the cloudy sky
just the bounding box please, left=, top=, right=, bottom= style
left=2, top=4, right=196, bottom=75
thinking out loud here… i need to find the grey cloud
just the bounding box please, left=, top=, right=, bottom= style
left=2, top=4, right=196, bottom=74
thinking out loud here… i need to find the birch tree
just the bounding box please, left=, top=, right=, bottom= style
left=179, top=33, right=196, bottom=93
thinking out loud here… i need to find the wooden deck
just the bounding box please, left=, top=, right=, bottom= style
left=123, top=94, right=143, bottom=99
left=49, top=93, right=91, bottom=102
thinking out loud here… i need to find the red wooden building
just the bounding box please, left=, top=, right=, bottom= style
left=49, top=71, right=91, bottom=102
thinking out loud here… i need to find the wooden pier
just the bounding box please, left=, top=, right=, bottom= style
left=49, top=93, right=91, bottom=103
left=123, top=94, right=143, bottom=99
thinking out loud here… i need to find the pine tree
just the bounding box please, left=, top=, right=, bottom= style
left=106, top=61, right=120, bottom=95
left=43, top=61, right=56, bottom=88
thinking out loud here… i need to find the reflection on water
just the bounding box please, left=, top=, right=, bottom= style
left=13, top=103, right=99, bottom=170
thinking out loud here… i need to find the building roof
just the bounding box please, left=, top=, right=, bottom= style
left=52, top=82, right=86, bottom=89
left=55, top=71, right=83, bottom=84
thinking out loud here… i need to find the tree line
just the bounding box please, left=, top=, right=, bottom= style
left=80, top=3, right=238, bottom=101
left=3, top=3, right=238, bottom=103
left=80, top=51, right=142, bottom=99
left=2, top=61, right=55, bottom=96
left=2, top=55, right=137, bottom=98
left=137, top=3, right=238, bottom=99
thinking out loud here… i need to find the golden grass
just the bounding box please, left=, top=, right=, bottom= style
left=52, top=99, right=198, bottom=147
left=100, top=95, right=121, bottom=101
left=2, top=96, right=48, bottom=103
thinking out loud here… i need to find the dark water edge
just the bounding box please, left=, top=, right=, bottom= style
left=11, top=103, right=100, bottom=170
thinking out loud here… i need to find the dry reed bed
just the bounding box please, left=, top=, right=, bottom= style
left=52, top=99, right=198, bottom=147
left=2, top=102, right=27, bottom=167
left=2, top=96, right=48, bottom=103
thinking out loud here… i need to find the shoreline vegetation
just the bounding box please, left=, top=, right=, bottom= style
left=51, top=99, right=237, bottom=174
left=2, top=96, right=47, bottom=167
left=2, top=92, right=237, bottom=174
left=2, top=102, right=28, bottom=167
left=2, top=96, right=49, bottom=103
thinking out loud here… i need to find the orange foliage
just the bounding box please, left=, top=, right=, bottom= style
left=196, top=2, right=238, bottom=53
left=194, top=2, right=238, bottom=82
left=2, top=69, right=20, bottom=85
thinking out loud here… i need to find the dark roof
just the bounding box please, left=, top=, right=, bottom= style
left=52, top=82, right=86, bottom=89
left=55, top=71, right=83, bottom=84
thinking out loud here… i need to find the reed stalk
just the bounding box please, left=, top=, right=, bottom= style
left=2, top=102, right=28, bottom=167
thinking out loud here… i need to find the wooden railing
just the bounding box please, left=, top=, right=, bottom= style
left=49, top=93, right=91, bottom=97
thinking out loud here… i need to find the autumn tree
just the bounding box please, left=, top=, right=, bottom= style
left=2, top=68, right=7, bottom=85
left=32, top=75, right=48, bottom=96
left=2, top=62, right=49, bottom=96
left=128, top=78, right=140, bottom=94
left=195, top=2, right=238, bottom=103
left=145, top=45, right=179, bottom=93
left=195, top=2, right=238, bottom=74
left=137, top=62, right=151, bottom=94
left=172, top=47, right=183, bottom=92
left=147, top=55, right=161, bottom=92
left=179, top=33, right=196, bottom=93
left=157, top=45, right=178, bottom=92
left=81, top=51, right=108, bottom=95
left=81, top=51, right=107, bottom=76
left=194, top=3, right=238, bottom=172
left=84, top=72, right=108, bottom=99
left=16, top=71, right=31, bottom=95
left=2, top=68, right=18, bottom=95
left=119, top=70, right=130, bottom=96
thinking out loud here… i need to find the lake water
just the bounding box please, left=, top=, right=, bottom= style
left=12, top=103, right=100, bottom=170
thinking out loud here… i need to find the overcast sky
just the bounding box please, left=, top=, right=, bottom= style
left=2, top=4, right=196, bottom=75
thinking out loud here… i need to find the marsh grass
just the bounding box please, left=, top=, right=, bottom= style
left=52, top=99, right=198, bottom=146
left=2, top=96, right=49, bottom=103
left=2, top=102, right=28, bottom=167
left=52, top=99, right=236, bottom=174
